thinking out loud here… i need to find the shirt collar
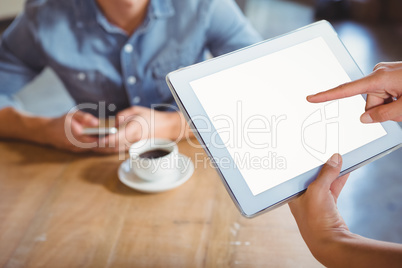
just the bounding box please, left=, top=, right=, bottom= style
left=94, top=1, right=127, bottom=35
left=73, top=0, right=100, bottom=29
left=73, top=0, right=175, bottom=33
left=150, top=0, right=175, bottom=19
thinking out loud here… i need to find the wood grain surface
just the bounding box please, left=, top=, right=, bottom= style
left=0, top=139, right=322, bottom=268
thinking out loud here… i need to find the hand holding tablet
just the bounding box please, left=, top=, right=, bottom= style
left=289, top=61, right=402, bottom=267
left=166, top=21, right=402, bottom=217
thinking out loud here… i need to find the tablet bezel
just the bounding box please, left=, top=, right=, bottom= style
left=166, top=21, right=402, bottom=217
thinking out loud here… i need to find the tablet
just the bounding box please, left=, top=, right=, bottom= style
left=166, top=20, right=402, bottom=217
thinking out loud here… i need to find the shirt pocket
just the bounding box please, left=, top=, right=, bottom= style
left=55, top=66, right=107, bottom=105
left=54, top=66, right=129, bottom=114
left=151, top=43, right=199, bottom=102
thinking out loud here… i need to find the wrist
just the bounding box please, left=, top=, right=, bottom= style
left=0, top=107, right=53, bottom=145
left=313, top=229, right=402, bottom=267
left=168, top=112, right=193, bottom=141
left=311, top=230, right=360, bottom=267
left=32, top=116, right=57, bottom=146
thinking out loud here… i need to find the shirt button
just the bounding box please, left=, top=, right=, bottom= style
left=124, top=44, right=133, bottom=53
left=132, top=96, right=141, bottom=104
left=127, top=76, right=137, bottom=85
left=77, top=72, right=86, bottom=81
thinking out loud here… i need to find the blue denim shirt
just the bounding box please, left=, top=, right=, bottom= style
left=0, top=0, right=262, bottom=115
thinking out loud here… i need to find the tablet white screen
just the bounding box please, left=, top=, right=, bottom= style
left=190, top=37, right=386, bottom=196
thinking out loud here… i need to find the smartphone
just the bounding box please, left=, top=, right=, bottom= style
left=82, top=127, right=118, bottom=136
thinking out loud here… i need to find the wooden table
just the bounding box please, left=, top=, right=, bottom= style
left=0, top=139, right=322, bottom=267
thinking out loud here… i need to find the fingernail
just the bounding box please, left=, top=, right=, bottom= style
left=306, top=95, right=314, bottom=101
left=360, top=113, right=373, bottom=123
left=327, top=154, right=340, bottom=167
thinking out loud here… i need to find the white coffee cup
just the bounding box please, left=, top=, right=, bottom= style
left=129, top=138, right=179, bottom=182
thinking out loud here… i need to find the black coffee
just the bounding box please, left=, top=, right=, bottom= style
left=139, top=149, right=170, bottom=159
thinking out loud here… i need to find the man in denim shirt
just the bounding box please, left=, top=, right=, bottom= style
left=0, top=0, right=261, bottom=153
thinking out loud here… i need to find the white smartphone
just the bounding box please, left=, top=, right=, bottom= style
left=82, top=127, right=118, bottom=136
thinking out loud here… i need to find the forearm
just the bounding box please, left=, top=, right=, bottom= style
left=168, top=111, right=194, bottom=141
left=0, top=106, right=52, bottom=144
left=174, top=112, right=194, bottom=140
left=313, top=231, right=402, bottom=268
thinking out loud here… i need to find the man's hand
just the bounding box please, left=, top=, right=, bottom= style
left=307, top=62, right=402, bottom=123
left=94, top=106, right=190, bottom=153
left=43, top=110, right=100, bottom=152
left=0, top=106, right=192, bottom=154
left=0, top=107, right=101, bottom=153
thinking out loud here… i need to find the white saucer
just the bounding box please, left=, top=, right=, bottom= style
left=118, top=153, right=194, bottom=193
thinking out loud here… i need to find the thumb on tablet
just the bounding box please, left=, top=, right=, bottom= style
left=311, top=154, right=342, bottom=188
left=310, top=154, right=350, bottom=202
left=310, top=154, right=349, bottom=200
left=361, top=98, right=402, bottom=123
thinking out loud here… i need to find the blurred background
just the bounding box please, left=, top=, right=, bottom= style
left=1, top=0, right=401, bottom=244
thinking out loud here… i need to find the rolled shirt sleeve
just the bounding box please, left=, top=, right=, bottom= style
left=0, top=7, right=45, bottom=109
left=205, top=0, right=263, bottom=56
